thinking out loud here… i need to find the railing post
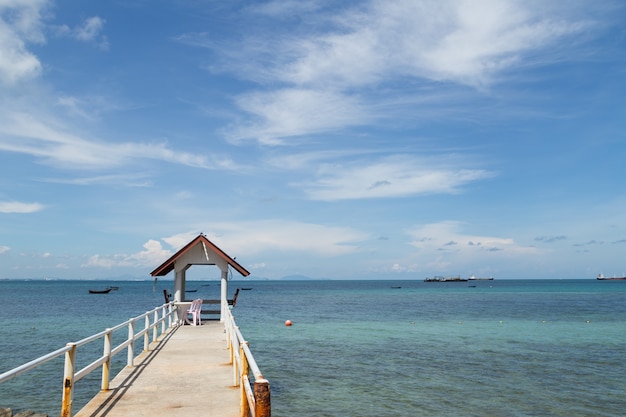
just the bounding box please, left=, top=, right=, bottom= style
left=127, top=320, right=135, bottom=367
left=239, top=345, right=249, bottom=417
left=226, top=319, right=232, bottom=353
left=60, top=343, right=77, bottom=417
left=238, top=341, right=248, bottom=387
left=144, top=313, right=150, bottom=351
left=235, top=342, right=250, bottom=396
left=240, top=381, right=249, bottom=417
left=254, top=379, right=271, bottom=417
left=101, top=329, right=112, bottom=390
left=161, top=305, right=167, bottom=334
left=229, top=326, right=235, bottom=364
left=153, top=310, right=158, bottom=343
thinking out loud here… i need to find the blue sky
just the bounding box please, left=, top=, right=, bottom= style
left=1, top=0, right=625, bottom=280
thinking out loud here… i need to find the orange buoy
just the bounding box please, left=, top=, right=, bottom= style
left=285, top=320, right=293, bottom=326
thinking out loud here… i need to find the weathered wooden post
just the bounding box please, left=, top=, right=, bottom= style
left=61, top=343, right=76, bottom=417
left=254, top=378, right=271, bottom=417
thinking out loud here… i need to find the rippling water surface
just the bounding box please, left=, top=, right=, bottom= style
left=1, top=279, right=625, bottom=416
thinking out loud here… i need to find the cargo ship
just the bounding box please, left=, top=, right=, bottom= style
left=596, top=273, right=626, bottom=281
left=424, top=275, right=468, bottom=282
left=468, top=275, right=494, bottom=280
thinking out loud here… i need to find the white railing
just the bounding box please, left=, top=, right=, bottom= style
left=224, top=308, right=271, bottom=417
left=0, top=302, right=179, bottom=417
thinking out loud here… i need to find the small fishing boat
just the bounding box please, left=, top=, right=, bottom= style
left=185, top=289, right=198, bottom=292
left=89, top=288, right=112, bottom=294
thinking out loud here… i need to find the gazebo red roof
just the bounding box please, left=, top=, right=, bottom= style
left=150, top=234, right=250, bottom=277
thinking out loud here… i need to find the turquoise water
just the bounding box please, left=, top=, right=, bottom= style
left=1, top=279, right=625, bottom=416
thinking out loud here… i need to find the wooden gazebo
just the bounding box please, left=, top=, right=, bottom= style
left=150, top=234, right=250, bottom=321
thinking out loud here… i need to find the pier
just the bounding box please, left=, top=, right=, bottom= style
left=0, top=303, right=270, bottom=417
left=75, top=319, right=260, bottom=417
left=0, top=235, right=270, bottom=417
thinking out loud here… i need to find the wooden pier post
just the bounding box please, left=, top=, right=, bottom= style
left=254, top=378, right=271, bottom=417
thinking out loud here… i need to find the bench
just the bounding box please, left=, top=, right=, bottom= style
left=199, top=289, right=240, bottom=316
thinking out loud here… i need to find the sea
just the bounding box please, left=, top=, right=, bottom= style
left=1, top=279, right=625, bottom=417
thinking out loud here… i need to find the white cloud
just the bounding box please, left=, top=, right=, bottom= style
left=228, top=88, right=370, bottom=145
left=46, top=173, right=152, bottom=187
left=247, top=0, right=324, bottom=17
left=83, top=254, right=119, bottom=269
left=0, top=111, right=243, bottom=171
left=274, top=0, right=589, bottom=89
left=0, top=201, right=44, bottom=213
left=165, top=221, right=368, bottom=258
left=162, top=232, right=202, bottom=251
left=417, top=1, right=588, bottom=87
left=74, top=17, right=105, bottom=41
left=83, top=239, right=172, bottom=269
left=126, top=239, right=173, bottom=265
left=266, top=149, right=370, bottom=170
left=0, top=245, right=10, bottom=254
left=216, top=0, right=594, bottom=145
left=391, top=221, right=542, bottom=274
left=407, top=221, right=538, bottom=255
left=297, top=155, right=492, bottom=201
left=56, top=95, right=123, bottom=120
left=81, top=222, right=367, bottom=271
left=55, top=16, right=109, bottom=49
left=0, top=0, right=47, bottom=84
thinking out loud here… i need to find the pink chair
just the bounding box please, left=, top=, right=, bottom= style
left=187, top=299, right=203, bottom=326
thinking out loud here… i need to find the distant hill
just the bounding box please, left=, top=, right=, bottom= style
left=232, top=274, right=318, bottom=281
left=280, top=274, right=315, bottom=280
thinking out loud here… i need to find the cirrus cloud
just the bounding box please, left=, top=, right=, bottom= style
left=296, top=155, right=493, bottom=201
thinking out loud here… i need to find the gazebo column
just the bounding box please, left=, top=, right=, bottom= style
left=220, top=269, right=228, bottom=322
left=174, top=266, right=187, bottom=302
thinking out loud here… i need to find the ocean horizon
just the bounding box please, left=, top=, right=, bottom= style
left=1, top=279, right=625, bottom=416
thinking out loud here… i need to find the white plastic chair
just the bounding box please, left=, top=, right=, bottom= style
left=187, top=299, right=203, bottom=326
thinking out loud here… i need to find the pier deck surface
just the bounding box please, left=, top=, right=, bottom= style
left=75, top=322, right=239, bottom=417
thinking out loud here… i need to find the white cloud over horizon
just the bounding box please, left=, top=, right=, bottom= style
left=407, top=221, right=539, bottom=256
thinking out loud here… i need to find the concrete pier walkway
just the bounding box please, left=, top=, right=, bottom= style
left=75, top=322, right=239, bottom=417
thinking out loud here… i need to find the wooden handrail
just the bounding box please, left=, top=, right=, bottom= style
left=223, top=307, right=271, bottom=417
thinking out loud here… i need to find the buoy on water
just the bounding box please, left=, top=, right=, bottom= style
left=285, top=320, right=293, bottom=326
